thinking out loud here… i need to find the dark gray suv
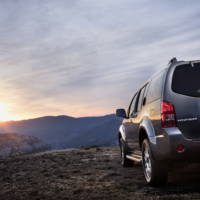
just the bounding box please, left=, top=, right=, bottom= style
left=116, top=58, right=200, bottom=185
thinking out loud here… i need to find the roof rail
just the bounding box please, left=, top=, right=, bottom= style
left=168, top=57, right=177, bottom=65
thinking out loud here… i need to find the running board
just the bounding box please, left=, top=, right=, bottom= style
left=126, top=154, right=142, bottom=163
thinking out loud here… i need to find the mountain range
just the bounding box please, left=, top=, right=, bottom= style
left=0, top=114, right=121, bottom=155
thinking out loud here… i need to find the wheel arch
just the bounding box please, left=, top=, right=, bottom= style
left=139, top=118, right=157, bottom=148
left=139, top=127, right=148, bottom=148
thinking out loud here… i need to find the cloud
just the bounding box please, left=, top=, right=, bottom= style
left=0, top=0, right=200, bottom=119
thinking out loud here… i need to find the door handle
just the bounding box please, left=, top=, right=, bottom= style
left=143, top=97, right=146, bottom=106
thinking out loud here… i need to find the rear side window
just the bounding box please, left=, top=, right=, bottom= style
left=146, top=72, right=164, bottom=103
left=129, top=93, right=138, bottom=117
left=172, top=63, right=200, bottom=97
left=136, top=86, right=146, bottom=112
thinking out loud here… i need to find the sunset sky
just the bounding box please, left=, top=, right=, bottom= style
left=0, top=0, right=200, bottom=121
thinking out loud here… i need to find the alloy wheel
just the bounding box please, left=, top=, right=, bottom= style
left=143, top=143, right=152, bottom=182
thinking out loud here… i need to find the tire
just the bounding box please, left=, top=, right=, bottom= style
left=119, top=138, right=134, bottom=167
left=142, top=139, right=168, bottom=186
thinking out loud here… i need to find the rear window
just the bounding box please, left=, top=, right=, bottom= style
left=172, top=63, right=200, bottom=97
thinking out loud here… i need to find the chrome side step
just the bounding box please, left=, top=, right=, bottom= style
left=126, top=152, right=142, bottom=163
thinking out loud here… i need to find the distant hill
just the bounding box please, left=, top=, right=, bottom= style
left=67, top=118, right=121, bottom=148
left=0, top=133, right=50, bottom=157
left=0, top=114, right=121, bottom=150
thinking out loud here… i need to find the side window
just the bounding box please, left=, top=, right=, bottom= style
left=136, top=86, right=146, bottom=112
left=128, top=93, right=138, bottom=117
left=146, top=72, right=165, bottom=104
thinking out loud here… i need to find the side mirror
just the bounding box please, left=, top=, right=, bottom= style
left=116, top=108, right=127, bottom=118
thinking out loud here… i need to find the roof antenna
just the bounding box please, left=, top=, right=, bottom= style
left=168, top=57, right=177, bottom=65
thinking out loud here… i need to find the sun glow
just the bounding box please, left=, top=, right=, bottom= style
left=0, top=104, right=12, bottom=122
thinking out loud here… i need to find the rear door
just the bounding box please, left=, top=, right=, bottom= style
left=171, top=62, right=200, bottom=139
left=130, top=85, right=147, bottom=148
left=124, top=92, right=139, bottom=151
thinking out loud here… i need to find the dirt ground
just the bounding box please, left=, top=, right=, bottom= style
left=0, top=146, right=200, bottom=200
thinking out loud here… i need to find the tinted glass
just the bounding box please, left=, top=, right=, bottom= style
left=146, top=72, right=164, bottom=103
left=172, top=63, right=200, bottom=97
left=129, top=93, right=138, bottom=117
left=136, top=86, right=146, bottom=112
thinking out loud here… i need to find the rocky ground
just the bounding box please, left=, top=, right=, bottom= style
left=0, top=146, right=200, bottom=200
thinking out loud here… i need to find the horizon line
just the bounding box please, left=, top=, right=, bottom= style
left=0, top=113, right=116, bottom=123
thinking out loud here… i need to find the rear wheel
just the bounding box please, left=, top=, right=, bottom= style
left=119, top=138, right=134, bottom=167
left=142, top=139, right=168, bottom=185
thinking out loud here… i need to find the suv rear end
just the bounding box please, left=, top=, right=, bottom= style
left=116, top=58, right=200, bottom=185
left=162, top=60, right=200, bottom=161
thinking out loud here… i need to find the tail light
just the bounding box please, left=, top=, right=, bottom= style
left=176, top=144, right=185, bottom=153
left=161, top=101, right=176, bottom=128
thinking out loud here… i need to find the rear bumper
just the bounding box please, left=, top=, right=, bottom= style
left=151, top=127, right=200, bottom=162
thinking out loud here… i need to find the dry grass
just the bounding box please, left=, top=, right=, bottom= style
left=0, top=147, right=200, bottom=200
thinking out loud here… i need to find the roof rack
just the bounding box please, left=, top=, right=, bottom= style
left=168, top=57, right=177, bottom=65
